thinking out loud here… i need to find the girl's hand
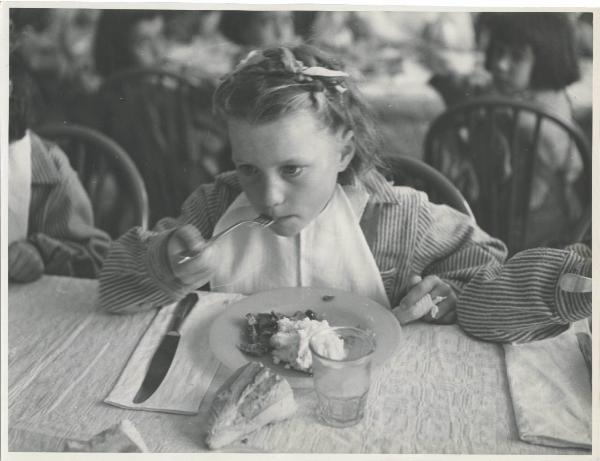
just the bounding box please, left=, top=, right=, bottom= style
left=167, top=224, right=218, bottom=286
left=466, top=68, right=493, bottom=90
left=393, top=274, right=457, bottom=325
left=9, top=241, right=45, bottom=283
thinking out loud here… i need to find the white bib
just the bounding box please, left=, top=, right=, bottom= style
left=210, top=184, right=390, bottom=308
left=8, top=131, right=32, bottom=245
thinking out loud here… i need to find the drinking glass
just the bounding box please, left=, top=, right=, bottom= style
left=309, top=326, right=376, bottom=427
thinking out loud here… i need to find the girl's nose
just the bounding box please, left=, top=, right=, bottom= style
left=495, top=54, right=511, bottom=73
left=261, top=176, right=285, bottom=210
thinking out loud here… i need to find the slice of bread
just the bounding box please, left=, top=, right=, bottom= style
left=62, top=420, right=148, bottom=452
left=205, top=362, right=297, bottom=450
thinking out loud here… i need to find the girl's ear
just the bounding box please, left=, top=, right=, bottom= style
left=337, top=129, right=355, bottom=172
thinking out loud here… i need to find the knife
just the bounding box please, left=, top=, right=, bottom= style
left=132, top=292, right=198, bottom=404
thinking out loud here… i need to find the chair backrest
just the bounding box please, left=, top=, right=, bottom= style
left=37, top=123, right=149, bottom=238
left=95, top=68, right=230, bottom=225
left=381, top=156, right=474, bottom=218
left=424, top=96, right=591, bottom=253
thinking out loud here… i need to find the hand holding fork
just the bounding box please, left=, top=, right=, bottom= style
left=167, top=216, right=274, bottom=285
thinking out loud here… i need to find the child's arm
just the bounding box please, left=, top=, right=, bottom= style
left=27, top=144, right=110, bottom=279
left=457, top=247, right=591, bottom=343
left=413, top=200, right=508, bottom=300
left=414, top=200, right=590, bottom=343
left=98, top=182, right=224, bottom=314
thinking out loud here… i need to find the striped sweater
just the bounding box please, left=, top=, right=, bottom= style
left=25, top=132, right=110, bottom=278
left=98, top=170, right=591, bottom=343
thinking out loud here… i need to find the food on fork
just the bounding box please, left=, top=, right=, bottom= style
left=238, top=310, right=345, bottom=373
left=205, top=362, right=297, bottom=450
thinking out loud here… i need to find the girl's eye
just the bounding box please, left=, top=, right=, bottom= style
left=236, top=165, right=259, bottom=177
left=280, top=165, right=304, bottom=177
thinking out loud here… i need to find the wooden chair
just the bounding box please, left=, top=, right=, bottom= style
left=381, top=156, right=474, bottom=218
left=95, top=68, right=231, bottom=225
left=37, top=123, right=149, bottom=238
left=424, top=96, right=591, bottom=253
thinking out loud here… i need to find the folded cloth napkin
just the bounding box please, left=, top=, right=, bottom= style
left=105, top=292, right=243, bottom=414
left=503, top=321, right=591, bottom=449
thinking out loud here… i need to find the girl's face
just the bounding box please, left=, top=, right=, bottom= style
left=489, top=41, right=535, bottom=93
left=129, top=16, right=166, bottom=68
left=228, top=110, right=354, bottom=237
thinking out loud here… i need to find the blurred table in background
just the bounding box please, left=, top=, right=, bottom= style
left=359, top=60, right=445, bottom=160
left=360, top=55, right=592, bottom=161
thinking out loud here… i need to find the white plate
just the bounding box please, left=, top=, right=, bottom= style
left=209, top=287, right=401, bottom=388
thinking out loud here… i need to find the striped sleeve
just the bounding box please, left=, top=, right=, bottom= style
left=27, top=142, right=110, bottom=278
left=98, top=176, right=238, bottom=314
left=413, top=197, right=508, bottom=296
left=457, top=248, right=591, bottom=343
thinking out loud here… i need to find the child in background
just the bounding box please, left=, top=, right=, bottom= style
left=92, top=9, right=231, bottom=230
left=429, top=12, right=585, bottom=249
left=8, top=29, right=110, bottom=283
left=99, top=45, right=590, bottom=343
left=93, top=10, right=167, bottom=79
left=218, top=11, right=298, bottom=49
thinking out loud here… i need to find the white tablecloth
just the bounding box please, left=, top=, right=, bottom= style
left=7, top=276, right=590, bottom=454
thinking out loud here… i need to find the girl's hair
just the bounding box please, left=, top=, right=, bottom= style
left=93, top=9, right=163, bottom=78
left=213, top=44, right=383, bottom=183
left=481, top=12, right=580, bottom=90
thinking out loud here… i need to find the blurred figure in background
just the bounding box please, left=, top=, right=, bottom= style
left=9, top=8, right=100, bottom=126
left=218, top=11, right=298, bottom=49
left=429, top=12, right=584, bottom=250
left=92, top=9, right=231, bottom=226
left=161, top=10, right=240, bottom=81
left=294, top=11, right=357, bottom=51
left=9, top=19, right=110, bottom=282
left=93, top=9, right=167, bottom=79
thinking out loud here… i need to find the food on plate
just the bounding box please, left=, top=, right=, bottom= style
left=271, top=316, right=346, bottom=372
left=238, top=310, right=346, bottom=373
left=205, top=362, right=297, bottom=450
left=237, top=310, right=318, bottom=357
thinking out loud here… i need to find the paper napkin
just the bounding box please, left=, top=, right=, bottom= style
left=105, top=292, right=243, bottom=415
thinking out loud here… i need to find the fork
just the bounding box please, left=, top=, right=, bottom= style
left=176, top=214, right=274, bottom=264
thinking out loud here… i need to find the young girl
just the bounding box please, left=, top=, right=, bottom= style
left=429, top=12, right=585, bottom=250
left=99, top=45, right=590, bottom=343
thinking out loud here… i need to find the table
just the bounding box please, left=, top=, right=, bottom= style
left=8, top=276, right=591, bottom=454
left=360, top=73, right=445, bottom=160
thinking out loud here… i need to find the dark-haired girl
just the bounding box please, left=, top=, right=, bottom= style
left=99, top=45, right=590, bottom=344
left=430, top=12, right=585, bottom=249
